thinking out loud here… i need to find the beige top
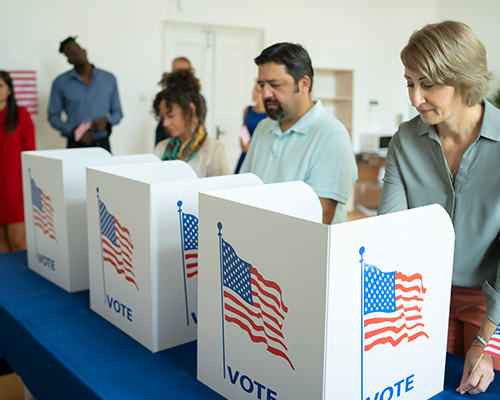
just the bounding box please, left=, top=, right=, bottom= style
left=154, top=135, right=231, bottom=178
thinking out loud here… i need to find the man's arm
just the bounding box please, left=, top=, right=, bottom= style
left=106, top=76, right=123, bottom=126
left=47, top=79, right=74, bottom=137
left=319, top=198, right=338, bottom=224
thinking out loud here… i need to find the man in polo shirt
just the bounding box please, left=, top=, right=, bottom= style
left=48, top=37, right=123, bottom=153
left=240, top=42, right=357, bottom=224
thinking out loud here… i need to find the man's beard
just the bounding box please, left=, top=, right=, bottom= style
left=264, top=99, right=285, bottom=121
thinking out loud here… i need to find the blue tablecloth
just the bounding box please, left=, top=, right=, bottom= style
left=0, top=251, right=499, bottom=399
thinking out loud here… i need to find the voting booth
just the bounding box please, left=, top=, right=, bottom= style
left=197, top=182, right=454, bottom=400
left=21, top=149, right=160, bottom=292
left=86, top=161, right=263, bottom=352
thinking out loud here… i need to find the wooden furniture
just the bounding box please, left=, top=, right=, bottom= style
left=312, top=68, right=353, bottom=137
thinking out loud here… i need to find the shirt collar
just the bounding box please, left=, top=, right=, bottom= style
left=269, top=99, right=323, bottom=136
left=69, top=65, right=98, bottom=82
left=418, top=99, right=500, bottom=142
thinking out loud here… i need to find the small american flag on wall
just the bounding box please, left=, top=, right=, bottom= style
left=8, top=70, right=38, bottom=114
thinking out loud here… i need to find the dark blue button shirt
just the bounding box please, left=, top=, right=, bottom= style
left=48, top=67, right=123, bottom=140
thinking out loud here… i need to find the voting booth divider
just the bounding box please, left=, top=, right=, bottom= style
left=197, top=182, right=454, bottom=400
left=86, top=160, right=263, bottom=352
left=21, top=148, right=160, bottom=293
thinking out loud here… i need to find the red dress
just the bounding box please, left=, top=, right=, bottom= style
left=0, top=107, right=36, bottom=225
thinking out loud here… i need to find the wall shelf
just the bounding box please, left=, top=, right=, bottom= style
left=312, top=68, right=353, bottom=138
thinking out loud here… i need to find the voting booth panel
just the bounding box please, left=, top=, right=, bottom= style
left=325, top=205, right=454, bottom=400
left=86, top=161, right=263, bottom=352
left=198, top=182, right=327, bottom=400
left=197, top=182, right=454, bottom=400
left=21, top=148, right=160, bottom=292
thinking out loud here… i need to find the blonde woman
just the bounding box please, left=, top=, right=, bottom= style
left=153, top=69, right=230, bottom=178
left=379, top=21, right=500, bottom=395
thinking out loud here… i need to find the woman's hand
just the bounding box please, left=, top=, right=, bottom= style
left=457, top=343, right=495, bottom=395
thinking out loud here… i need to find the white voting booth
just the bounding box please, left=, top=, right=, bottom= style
left=21, top=148, right=159, bottom=292
left=86, top=160, right=263, bottom=352
left=197, top=182, right=454, bottom=400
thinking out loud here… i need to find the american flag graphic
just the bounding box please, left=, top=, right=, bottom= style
left=182, top=212, right=198, bottom=278
left=99, top=198, right=138, bottom=291
left=8, top=71, right=38, bottom=114
left=221, top=237, right=294, bottom=370
left=30, top=176, right=57, bottom=243
left=363, top=262, right=428, bottom=352
left=484, top=324, right=500, bottom=358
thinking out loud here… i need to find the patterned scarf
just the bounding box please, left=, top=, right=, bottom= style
left=161, top=124, right=207, bottom=162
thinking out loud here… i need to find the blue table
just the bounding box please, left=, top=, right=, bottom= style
left=0, top=251, right=498, bottom=399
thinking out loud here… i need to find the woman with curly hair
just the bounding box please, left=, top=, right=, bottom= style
left=153, top=69, right=230, bottom=178
left=0, top=71, right=36, bottom=252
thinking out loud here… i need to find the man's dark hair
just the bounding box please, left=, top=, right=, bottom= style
left=59, top=36, right=78, bottom=53
left=254, top=43, right=314, bottom=92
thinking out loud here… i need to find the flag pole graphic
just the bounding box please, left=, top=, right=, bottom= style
left=29, top=168, right=39, bottom=257
left=218, top=222, right=226, bottom=379
left=178, top=201, right=190, bottom=326
left=97, top=188, right=107, bottom=305
left=360, top=246, right=365, bottom=400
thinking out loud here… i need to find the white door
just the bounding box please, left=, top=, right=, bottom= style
left=162, top=22, right=263, bottom=171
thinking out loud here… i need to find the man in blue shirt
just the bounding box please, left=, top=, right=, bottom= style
left=48, top=37, right=123, bottom=153
left=241, top=43, right=357, bottom=224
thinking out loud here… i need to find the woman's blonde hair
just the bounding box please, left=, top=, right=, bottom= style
left=401, top=20, right=490, bottom=106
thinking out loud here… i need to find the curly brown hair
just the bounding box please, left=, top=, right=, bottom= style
left=153, top=69, right=204, bottom=124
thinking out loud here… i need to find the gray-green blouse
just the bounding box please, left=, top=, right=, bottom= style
left=378, top=100, right=500, bottom=324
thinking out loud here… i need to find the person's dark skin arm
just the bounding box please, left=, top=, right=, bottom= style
left=319, top=198, right=338, bottom=225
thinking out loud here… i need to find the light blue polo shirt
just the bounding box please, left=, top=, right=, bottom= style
left=240, top=100, right=357, bottom=224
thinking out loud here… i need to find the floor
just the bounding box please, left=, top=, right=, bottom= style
left=0, top=209, right=370, bottom=400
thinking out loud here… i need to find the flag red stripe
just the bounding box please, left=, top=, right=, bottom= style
left=365, top=334, right=409, bottom=351
left=116, top=229, right=133, bottom=255
left=33, top=222, right=58, bottom=243
left=186, top=262, right=198, bottom=269
left=407, top=331, right=430, bottom=342
left=251, top=266, right=288, bottom=313
left=102, top=254, right=138, bottom=291
left=224, top=311, right=288, bottom=352
left=224, top=292, right=287, bottom=348
left=365, top=323, right=425, bottom=339
left=251, top=279, right=285, bottom=320
left=185, top=253, right=197, bottom=259
left=33, top=210, right=54, bottom=228
left=225, top=291, right=261, bottom=319
left=102, top=245, right=135, bottom=277
left=365, top=313, right=404, bottom=327
left=187, top=271, right=198, bottom=278
left=486, top=343, right=500, bottom=352
left=396, top=295, right=423, bottom=302
left=115, top=219, right=133, bottom=247
left=266, top=346, right=295, bottom=371
left=396, top=272, right=426, bottom=294
left=395, top=284, right=425, bottom=293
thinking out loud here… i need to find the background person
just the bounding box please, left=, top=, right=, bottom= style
left=153, top=69, right=230, bottom=178
left=240, top=42, right=357, bottom=224
left=0, top=71, right=36, bottom=253
left=48, top=36, right=123, bottom=153
left=155, top=57, right=207, bottom=146
left=234, top=81, right=267, bottom=174
left=378, top=20, right=500, bottom=395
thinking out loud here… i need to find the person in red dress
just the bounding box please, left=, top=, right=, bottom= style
left=0, top=71, right=36, bottom=252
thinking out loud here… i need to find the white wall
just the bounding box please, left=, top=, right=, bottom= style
left=437, top=0, right=500, bottom=98
left=7, top=0, right=490, bottom=156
